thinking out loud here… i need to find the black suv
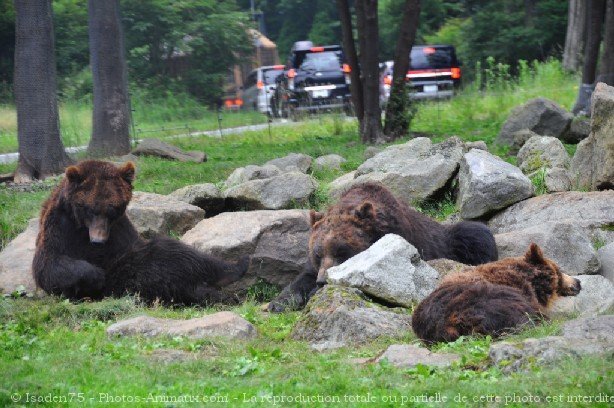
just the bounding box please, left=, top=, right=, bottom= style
left=271, top=41, right=352, bottom=118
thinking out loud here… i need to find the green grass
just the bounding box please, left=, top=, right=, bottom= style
left=2, top=60, right=609, bottom=406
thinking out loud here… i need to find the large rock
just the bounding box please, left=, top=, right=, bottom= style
left=224, top=172, right=317, bottom=210
left=563, top=116, right=590, bottom=144
left=551, top=275, right=614, bottom=317
left=457, top=149, right=534, bottom=219
left=352, top=137, right=464, bottom=204
left=0, top=219, right=39, bottom=295
left=598, top=242, right=614, bottom=284
left=544, top=167, right=571, bottom=193
left=328, top=171, right=357, bottom=199
left=570, top=82, right=614, bottom=190
left=488, top=191, right=614, bottom=244
left=181, top=210, right=310, bottom=290
left=106, top=312, right=257, bottom=340
left=489, top=315, right=614, bottom=373
left=265, top=153, right=312, bottom=173
left=224, top=165, right=282, bottom=188
left=291, top=285, right=412, bottom=350
left=372, top=344, right=460, bottom=368
left=168, top=183, right=225, bottom=216
left=313, top=154, right=347, bottom=172
left=495, top=222, right=600, bottom=275
left=326, top=234, right=440, bottom=307
left=132, top=138, right=206, bottom=162
left=509, top=129, right=540, bottom=155
left=127, top=192, right=205, bottom=238
left=516, top=136, right=570, bottom=175
left=496, top=98, right=573, bottom=146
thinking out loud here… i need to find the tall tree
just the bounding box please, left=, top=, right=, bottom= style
left=384, top=0, right=421, bottom=139
left=87, top=0, right=131, bottom=157
left=337, top=0, right=364, bottom=128
left=562, top=0, right=587, bottom=72
left=572, top=0, right=606, bottom=114
left=356, top=0, right=384, bottom=144
left=13, top=0, right=72, bottom=182
left=597, top=0, right=614, bottom=85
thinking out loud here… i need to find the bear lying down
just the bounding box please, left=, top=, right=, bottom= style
left=33, top=160, right=247, bottom=305
left=412, top=243, right=582, bottom=344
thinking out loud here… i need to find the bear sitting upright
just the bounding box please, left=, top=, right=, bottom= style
left=33, top=160, right=248, bottom=305
left=268, top=182, right=498, bottom=312
left=412, top=243, right=581, bottom=344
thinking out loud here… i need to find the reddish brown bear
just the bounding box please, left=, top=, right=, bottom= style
left=33, top=160, right=247, bottom=304
left=412, top=243, right=582, bottom=344
left=268, top=183, right=498, bottom=312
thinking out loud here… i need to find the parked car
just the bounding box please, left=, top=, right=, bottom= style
left=381, top=45, right=462, bottom=104
left=271, top=41, right=352, bottom=119
left=242, top=65, right=285, bottom=115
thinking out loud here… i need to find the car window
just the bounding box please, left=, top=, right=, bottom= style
left=263, top=69, right=283, bottom=84
left=410, top=47, right=456, bottom=70
left=297, top=51, right=341, bottom=71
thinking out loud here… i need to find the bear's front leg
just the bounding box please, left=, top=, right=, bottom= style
left=33, top=254, right=106, bottom=300
left=268, top=264, right=317, bottom=313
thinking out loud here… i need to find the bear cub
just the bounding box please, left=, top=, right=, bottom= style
left=33, top=160, right=247, bottom=305
left=412, top=243, right=581, bottom=344
left=268, top=182, right=498, bottom=312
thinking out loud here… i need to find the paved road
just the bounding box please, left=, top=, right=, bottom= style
left=0, top=120, right=288, bottom=165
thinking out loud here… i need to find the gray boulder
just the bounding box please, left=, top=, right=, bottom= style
left=127, top=192, right=205, bottom=238
left=488, top=191, right=614, bottom=244
left=326, top=234, right=440, bottom=307
left=496, top=98, right=573, bottom=146
left=224, top=164, right=282, bottom=188
left=489, top=315, right=614, bottom=373
left=495, top=222, right=600, bottom=275
left=563, top=116, right=590, bottom=144
left=106, top=312, right=257, bottom=340
left=354, top=137, right=464, bottom=204
left=132, top=138, right=206, bottom=162
left=464, top=140, right=488, bottom=151
left=313, top=154, right=347, bottom=172
left=544, top=167, right=571, bottom=193
left=181, top=210, right=310, bottom=290
left=372, top=344, right=460, bottom=368
left=457, top=149, right=534, bottom=219
left=516, top=136, right=570, bottom=175
left=224, top=172, right=317, bottom=210
left=290, top=285, right=412, bottom=350
left=265, top=153, right=312, bottom=173
left=570, top=82, right=614, bottom=190
left=598, top=242, right=614, bottom=284
left=328, top=171, right=357, bottom=199
left=551, top=275, right=614, bottom=317
left=168, top=183, right=225, bottom=215
left=0, top=219, right=39, bottom=296
left=509, top=129, right=540, bottom=154
left=364, top=146, right=383, bottom=160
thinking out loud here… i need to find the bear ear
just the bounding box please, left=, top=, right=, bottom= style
left=525, top=243, right=546, bottom=265
left=354, top=201, right=375, bottom=220
left=119, top=162, right=136, bottom=184
left=65, top=165, right=82, bottom=184
left=309, top=210, right=324, bottom=226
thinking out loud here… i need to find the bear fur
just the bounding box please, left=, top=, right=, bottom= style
left=268, top=182, right=497, bottom=312
left=412, top=243, right=582, bottom=344
left=33, top=160, right=247, bottom=305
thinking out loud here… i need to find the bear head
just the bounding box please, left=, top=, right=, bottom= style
left=62, top=160, right=135, bottom=244
left=308, top=201, right=378, bottom=285
left=522, top=243, right=581, bottom=307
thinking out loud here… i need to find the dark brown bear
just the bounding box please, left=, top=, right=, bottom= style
left=33, top=160, right=248, bottom=304
left=412, top=243, right=582, bottom=344
left=268, top=182, right=498, bottom=312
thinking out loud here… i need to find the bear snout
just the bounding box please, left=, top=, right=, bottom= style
left=570, top=278, right=581, bottom=295
left=87, top=216, right=110, bottom=244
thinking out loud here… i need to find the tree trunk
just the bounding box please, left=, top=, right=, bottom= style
left=356, top=0, right=384, bottom=144
left=572, top=0, right=606, bottom=114
left=563, top=0, right=587, bottom=72
left=336, top=0, right=364, bottom=128
left=597, top=0, right=614, bottom=85
left=524, top=0, right=536, bottom=27
left=13, top=0, right=72, bottom=182
left=87, top=0, right=131, bottom=157
left=383, top=0, right=421, bottom=140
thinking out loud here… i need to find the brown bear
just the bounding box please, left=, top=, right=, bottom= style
left=33, top=160, right=248, bottom=304
left=411, top=243, right=582, bottom=344
left=268, top=182, right=498, bottom=312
